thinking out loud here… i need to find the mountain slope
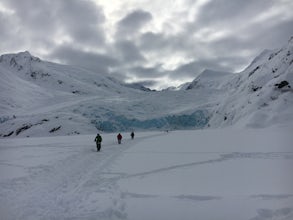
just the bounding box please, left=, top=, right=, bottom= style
left=209, top=37, right=293, bottom=128
left=185, top=69, right=232, bottom=91
left=1, top=37, right=293, bottom=137
left=0, top=52, right=213, bottom=137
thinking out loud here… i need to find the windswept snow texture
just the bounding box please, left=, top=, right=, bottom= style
left=0, top=128, right=292, bottom=220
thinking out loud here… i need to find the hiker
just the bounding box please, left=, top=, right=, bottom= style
left=117, top=133, right=122, bottom=144
left=131, top=131, right=134, bottom=139
left=94, top=133, right=102, bottom=152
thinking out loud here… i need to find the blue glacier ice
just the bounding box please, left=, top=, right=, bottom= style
left=90, top=110, right=210, bottom=132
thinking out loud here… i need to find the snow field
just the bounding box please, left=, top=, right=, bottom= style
left=0, top=128, right=293, bottom=220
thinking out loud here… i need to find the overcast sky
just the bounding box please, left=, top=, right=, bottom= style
left=1, top=0, right=293, bottom=89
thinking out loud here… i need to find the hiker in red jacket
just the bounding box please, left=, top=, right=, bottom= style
left=117, top=133, right=122, bottom=144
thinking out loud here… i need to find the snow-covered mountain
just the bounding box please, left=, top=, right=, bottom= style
left=208, top=37, right=293, bottom=128
left=0, top=52, right=211, bottom=137
left=185, top=69, right=232, bottom=91
left=1, top=37, right=293, bottom=138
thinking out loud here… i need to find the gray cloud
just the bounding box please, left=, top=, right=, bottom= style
left=127, top=65, right=163, bottom=78
left=116, top=9, right=152, bottom=39
left=115, top=40, right=145, bottom=63
left=240, top=19, right=293, bottom=50
left=172, top=61, right=205, bottom=77
left=49, top=45, right=119, bottom=74
left=194, top=0, right=275, bottom=27
left=138, top=31, right=247, bottom=74
left=0, top=0, right=292, bottom=89
left=117, top=9, right=152, bottom=31
left=0, top=12, right=16, bottom=46
left=2, top=0, right=55, bottom=32
left=139, top=32, right=170, bottom=52
left=169, top=58, right=235, bottom=80
left=56, top=0, right=105, bottom=45
left=139, top=31, right=193, bottom=55
left=1, top=0, right=105, bottom=48
left=109, top=64, right=165, bottom=85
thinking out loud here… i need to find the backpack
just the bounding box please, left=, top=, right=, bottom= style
left=96, top=135, right=102, bottom=142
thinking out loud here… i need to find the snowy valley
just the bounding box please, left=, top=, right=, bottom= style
left=0, top=37, right=293, bottom=137
left=0, top=51, right=214, bottom=138
left=0, top=38, right=293, bottom=220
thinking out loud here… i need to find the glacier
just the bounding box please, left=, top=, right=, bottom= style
left=90, top=110, right=209, bottom=132
left=0, top=37, right=293, bottom=137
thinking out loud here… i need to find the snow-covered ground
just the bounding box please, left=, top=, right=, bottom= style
left=1, top=127, right=292, bottom=220
left=0, top=36, right=293, bottom=220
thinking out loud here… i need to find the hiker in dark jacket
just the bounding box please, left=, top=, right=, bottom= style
left=117, top=133, right=122, bottom=144
left=131, top=131, right=134, bottom=139
left=94, top=133, right=102, bottom=151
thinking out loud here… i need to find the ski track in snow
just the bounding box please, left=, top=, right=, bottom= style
left=0, top=133, right=166, bottom=219
left=96, top=151, right=293, bottom=187
left=0, top=131, right=292, bottom=220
